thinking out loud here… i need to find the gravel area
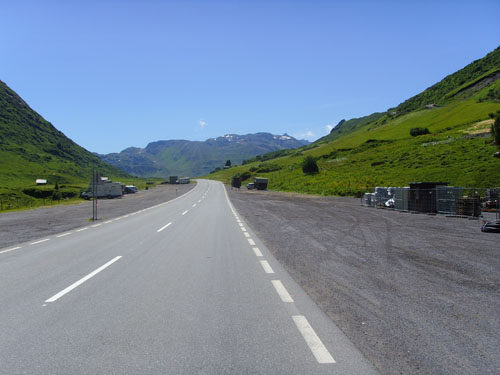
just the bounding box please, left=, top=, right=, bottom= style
left=0, top=183, right=195, bottom=250
left=227, top=187, right=500, bottom=375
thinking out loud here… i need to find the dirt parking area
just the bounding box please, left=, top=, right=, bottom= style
left=227, top=188, right=500, bottom=375
left=0, top=183, right=195, bottom=250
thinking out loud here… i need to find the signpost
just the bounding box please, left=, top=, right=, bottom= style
left=92, top=168, right=99, bottom=221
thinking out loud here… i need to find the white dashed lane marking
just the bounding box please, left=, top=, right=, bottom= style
left=182, top=210, right=189, bottom=215
left=45, top=256, right=122, bottom=303
left=260, top=260, right=274, bottom=274
left=221, top=180, right=336, bottom=366
left=293, top=315, right=336, bottom=364
left=271, top=280, right=294, bottom=303
left=56, top=233, right=72, bottom=238
left=157, top=222, right=172, bottom=232
left=252, top=247, right=263, bottom=257
left=0, top=246, right=21, bottom=255
left=30, top=239, right=50, bottom=245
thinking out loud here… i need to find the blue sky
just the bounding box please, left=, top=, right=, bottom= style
left=1, top=0, right=499, bottom=154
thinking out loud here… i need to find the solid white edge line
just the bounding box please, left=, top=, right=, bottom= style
left=56, top=232, right=72, bottom=238
left=271, top=280, right=294, bottom=302
left=292, top=315, right=336, bottom=364
left=248, top=239, right=256, bottom=246
left=30, top=238, right=50, bottom=245
left=0, top=246, right=21, bottom=254
left=45, top=256, right=122, bottom=303
left=260, top=260, right=274, bottom=274
left=104, top=220, right=112, bottom=224
left=252, top=247, right=263, bottom=257
left=157, top=222, right=172, bottom=232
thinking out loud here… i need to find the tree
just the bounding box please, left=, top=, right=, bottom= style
left=492, top=114, right=500, bottom=147
left=225, top=160, right=231, bottom=167
left=302, top=156, right=319, bottom=174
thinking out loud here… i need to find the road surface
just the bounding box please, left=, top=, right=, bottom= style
left=0, top=179, right=379, bottom=374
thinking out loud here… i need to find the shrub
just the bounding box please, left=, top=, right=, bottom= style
left=492, top=115, right=500, bottom=147
left=240, top=171, right=252, bottom=181
left=302, top=156, right=319, bottom=174
left=410, top=127, right=430, bottom=137
left=23, top=188, right=54, bottom=199
left=52, top=191, right=62, bottom=200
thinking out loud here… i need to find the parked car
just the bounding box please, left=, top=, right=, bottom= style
left=246, top=182, right=255, bottom=190
left=124, top=185, right=138, bottom=194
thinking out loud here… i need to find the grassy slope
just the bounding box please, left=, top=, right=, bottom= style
left=204, top=48, right=500, bottom=195
left=0, top=80, right=158, bottom=209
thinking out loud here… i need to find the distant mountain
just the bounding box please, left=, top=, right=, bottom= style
left=98, top=133, right=309, bottom=177
left=0, top=80, right=130, bottom=189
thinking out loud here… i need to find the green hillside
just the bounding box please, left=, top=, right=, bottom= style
left=0, top=80, right=138, bottom=210
left=205, top=46, right=500, bottom=194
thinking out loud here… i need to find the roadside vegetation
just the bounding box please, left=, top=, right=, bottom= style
left=0, top=178, right=163, bottom=212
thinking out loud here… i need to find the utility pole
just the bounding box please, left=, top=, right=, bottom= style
left=92, top=168, right=98, bottom=221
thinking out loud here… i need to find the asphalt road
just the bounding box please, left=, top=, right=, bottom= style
left=0, top=183, right=194, bottom=250
left=0, top=179, right=379, bottom=375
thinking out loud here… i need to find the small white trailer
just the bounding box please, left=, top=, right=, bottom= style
left=81, top=181, right=123, bottom=199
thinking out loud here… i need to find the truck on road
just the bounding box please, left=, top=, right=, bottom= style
left=254, top=177, right=268, bottom=190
